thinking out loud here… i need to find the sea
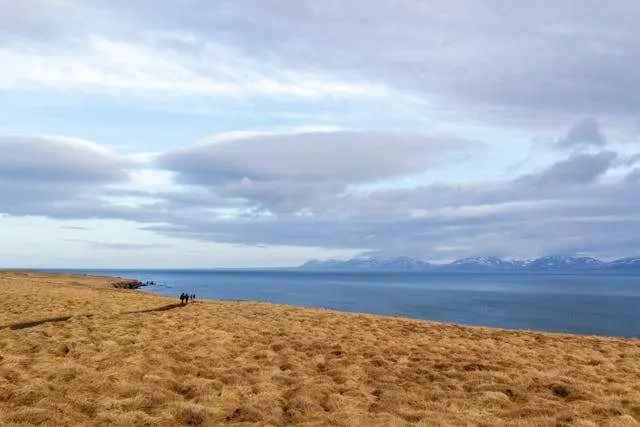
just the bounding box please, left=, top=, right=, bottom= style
left=48, top=269, right=640, bottom=338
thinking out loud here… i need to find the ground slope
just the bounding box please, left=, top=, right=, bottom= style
left=0, top=271, right=639, bottom=426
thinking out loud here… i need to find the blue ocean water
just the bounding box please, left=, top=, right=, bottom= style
left=53, top=270, right=640, bottom=338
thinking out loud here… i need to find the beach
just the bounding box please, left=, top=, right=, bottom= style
left=0, top=271, right=639, bottom=426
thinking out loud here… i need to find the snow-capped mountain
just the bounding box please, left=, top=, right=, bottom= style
left=605, top=257, right=640, bottom=271
left=299, top=255, right=640, bottom=273
left=441, top=256, right=524, bottom=271
left=299, top=256, right=432, bottom=272
left=524, top=256, right=603, bottom=271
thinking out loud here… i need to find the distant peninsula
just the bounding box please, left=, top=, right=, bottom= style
left=298, top=255, right=640, bottom=273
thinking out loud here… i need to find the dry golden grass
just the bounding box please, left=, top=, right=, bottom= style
left=0, top=271, right=639, bottom=426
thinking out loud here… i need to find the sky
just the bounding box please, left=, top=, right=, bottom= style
left=1, top=0, right=639, bottom=268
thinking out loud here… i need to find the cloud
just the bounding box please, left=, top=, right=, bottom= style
left=555, top=118, right=606, bottom=149
left=0, top=32, right=384, bottom=99
left=0, top=134, right=135, bottom=217
left=64, top=238, right=171, bottom=251
left=3, top=1, right=640, bottom=124
left=71, top=0, right=640, bottom=122
left=59, top=225, right=91, bottom=231
left=1, top=131, right=639, bottom=262
left=623, top=153, right=640, bottom=166
left=517, top=151, right=618, bottom=186
left=0, top=0, right=80, bottom=42
left=0, top=135, right=132, bottom=183
left=140, top=174, right=640, bottom=261
left=138, top=138, right=639, bottom=261
left=161, top=130, right=479, bottom=185
left=3, top=1, right=640, bottom=263
left=157, top=130, right=481, bottom=213
left=627, top=168, right=640, bottom=183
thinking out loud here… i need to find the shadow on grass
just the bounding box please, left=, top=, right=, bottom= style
left=1, top=303, right=187, bottom=331
left=123, top=302, right=186, bottom=315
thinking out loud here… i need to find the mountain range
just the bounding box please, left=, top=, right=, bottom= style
left=298, top=255, right=640, bottom=273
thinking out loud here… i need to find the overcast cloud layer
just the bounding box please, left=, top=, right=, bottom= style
left=1, top=1, right=639, bottom=266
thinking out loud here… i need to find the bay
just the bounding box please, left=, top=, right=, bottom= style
left=49, top=269, right=640, bottom=338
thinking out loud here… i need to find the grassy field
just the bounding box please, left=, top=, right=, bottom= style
left=0, top=271, right=639, bottom=426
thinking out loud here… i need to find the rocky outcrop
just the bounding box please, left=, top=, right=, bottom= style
left=112, top=279, right=146, bottom=289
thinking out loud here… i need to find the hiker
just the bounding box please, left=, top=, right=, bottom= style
left=179, top=293, right=185, bottom=305
left=191, top=294, right=196, bottom=302
left=184, top=293, right=189, bottom=304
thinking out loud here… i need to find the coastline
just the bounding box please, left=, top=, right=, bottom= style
left=129, top=268, right=640, bottom=339
left=1, top=270, right=639, bottom=425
